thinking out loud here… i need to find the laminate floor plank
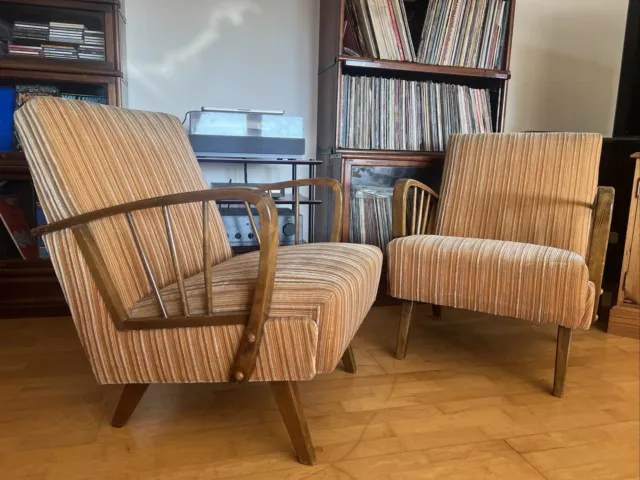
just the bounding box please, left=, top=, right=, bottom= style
left=0, top=307, right=637, bottom=479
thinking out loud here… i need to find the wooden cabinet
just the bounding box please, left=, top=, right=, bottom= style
left=0, top=0, right=126, bottom=319
left=608, top=154, right=640, bottom=338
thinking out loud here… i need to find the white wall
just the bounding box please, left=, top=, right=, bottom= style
left=124, top=0, right=319, bottom=186
left=506, top=0, right=628, bottom=135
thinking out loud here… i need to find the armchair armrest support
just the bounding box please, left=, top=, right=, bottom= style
left=257, top=178, right=344, bottom=243
left=392, top=179, right=440, bottom=239
left=586, top=186, right=615, bottom=324
left=34, top=187, right=280, bottom=383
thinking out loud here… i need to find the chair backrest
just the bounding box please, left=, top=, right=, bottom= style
left=435, top=132, right=602, bottom=257
left=15, top=97, right=232, bottom=311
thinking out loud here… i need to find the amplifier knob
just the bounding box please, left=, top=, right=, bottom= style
left=282, top=223, right=296, bottom=237
left=235, top=233, right=242, bottom=240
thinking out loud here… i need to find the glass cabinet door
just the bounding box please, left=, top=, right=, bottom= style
left=0, top=0, right=117, bottom=73
left=344, top=158, right=442, bottom=252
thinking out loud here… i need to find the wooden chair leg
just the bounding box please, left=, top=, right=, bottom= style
left=553, top=327, right=573, bottom=398
left=396, top=300, right=415, bottom=360
left=432, top=304, right=442, bottom=320
left=341, top=344, right=357, bottom=373
left=111, top=384, right=149, bottom=428
left=270, top=381, right=316, bottom=465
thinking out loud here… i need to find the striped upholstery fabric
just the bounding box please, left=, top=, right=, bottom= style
left=15, top=97, right=382, bottom=383
left=130, top=243, right=382, bottom=375
left=435, top=133, right=602, bottom=257
left=388, top=236, right=596, bottom=329
left=388, top=132, right=602, bottom=330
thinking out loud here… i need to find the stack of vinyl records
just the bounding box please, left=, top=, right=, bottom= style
left=12, top=21, right=48, bottom=41
left=344, top=0, right=509, bottom=69
left=42, top=44, right=78, bottom=59
left=8, top=44, right=43, bottom=56
left=345, top=0, right=415, bottom=61
left=49, top=22, right=83, bottom=44
left=350, top=185, right=394, bottom=252
left=417, top=0, right=509, bottom=69
left=340, top=74, right=493, bottom=152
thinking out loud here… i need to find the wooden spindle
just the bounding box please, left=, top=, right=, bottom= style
left=126, top=212, right=168, bottom=318
left=294, top=187, right=300, bottom=245
left=202, top=201, right=213, bottom=315
left=244, top=201, right=261, bottom=247
left=163, top=206, right=189, bottom=317
left=421, top=194, right=431, bottom=234
left=411, top=187, right=417, bottom=235
left=415, top=190, right=425, bottom=235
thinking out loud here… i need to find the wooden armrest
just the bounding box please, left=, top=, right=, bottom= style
left=586, top=186, right=615, bottom=324
left=258, top=178, right=344, bottom=242
left=34, top=187, right=279, bottom=383
left=392, top=179, right=440, bottom=239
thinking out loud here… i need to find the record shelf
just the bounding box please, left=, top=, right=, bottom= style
left=315, top=0, right=516, bottom=302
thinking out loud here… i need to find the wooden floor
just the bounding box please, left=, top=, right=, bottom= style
left=0, top=305, right=638, bottom=480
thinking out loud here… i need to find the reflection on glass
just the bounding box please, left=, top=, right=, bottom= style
left=349, top=166, right=440, bottom=252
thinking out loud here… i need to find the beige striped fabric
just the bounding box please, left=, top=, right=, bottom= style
left=15, top=98, right=383, bottom=383
left=130, top=243, right=382, bottom=375
left=388, top=236, right=596, bottom=329
left=388, top=132, right=602, bottom=330
left=436, top=133, right=602, bottom=258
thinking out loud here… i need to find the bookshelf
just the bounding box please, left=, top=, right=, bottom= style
left=315, top=0, right=516, bottom=301
left=0, top=0, right=126, bottom=318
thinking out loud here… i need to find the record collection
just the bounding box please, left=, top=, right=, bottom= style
left=344, top=0, right=509, bottom=69
left=345, top=0, right=415, bottom=61
left=417, top=0, right=509, bottom=69
left=4, top=19, right=105, bottom=61
left=350, top=185, right=394, bottom=252
left=340, top=74, right=493, bottom=152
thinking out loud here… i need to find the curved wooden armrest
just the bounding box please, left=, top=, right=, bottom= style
left=258, top=178, right=344, bottom=242
left=586, top=186, right=615, bottom=324
left=34, top=187, right=279, bottom=383
left=392, top=179, right=440, bottom=239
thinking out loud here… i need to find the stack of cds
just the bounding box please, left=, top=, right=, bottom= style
left=83, top=29, right=104, bottom=46
left=80, top=29, right=105, bottom=61
left=42, top=44, right=78, bottom=59
left=8, top=44, right=43, bottom=56
left=12, top=21, right=48, bottom=41
left=49, top=22, right=84, bottom=44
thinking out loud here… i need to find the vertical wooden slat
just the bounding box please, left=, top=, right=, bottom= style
left=411, top=187, right=417, bottom=235
left=415, top=190, right=425, bottom=235
left=163, top=206, right=189, bottom=317
left=295, top=188, right=300, bottom=245
left=203, top=201, right=213, bottom=315
left=421, top=194, right=432, bottom=234
left=126, top=212, right=168, bottom=318
left=244, top=201, right=261, bottom=247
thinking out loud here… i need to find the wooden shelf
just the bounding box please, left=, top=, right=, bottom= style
left=340, top=56, right=511, bottom=80
left=0, top=55, right=120, bottom=77
left=197, top=156, right=322, bottom=166
left=0, top=0, right=120, bottom=5
left=0, top=151, right=30, bottom=180
left=336, top=148, right=446, bottom=162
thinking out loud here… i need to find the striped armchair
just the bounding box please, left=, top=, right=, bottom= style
left=388, top=133, right=614, bottom=397
left=15, top=97, right=382, bottom=465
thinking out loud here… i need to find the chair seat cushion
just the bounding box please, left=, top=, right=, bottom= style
left=388, top=236, right=595, bottom=329
left=130, top=243, right=383, bottom=376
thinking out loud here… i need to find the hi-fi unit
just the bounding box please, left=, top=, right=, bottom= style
left=220, top=207, right=302, bottom=246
